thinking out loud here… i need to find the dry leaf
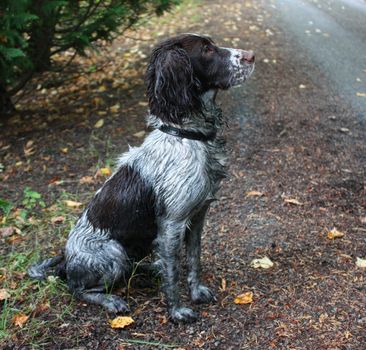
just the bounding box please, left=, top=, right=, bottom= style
left=0, top=288, right=10, bottom=300
left=94, top=119, right=104, bottom=128
left=0, top=226, right=15, bottom=237
left=356, top=257, right=366, bottom=268
left=64, top=200, right=83, bottom=208
left=327, top=228, right=345, bottom=239
left=79, top=176, right=94, bottom=184
left=13, top=313, right=29, bottom=328
left=109, top=316, right=134, bottom=329
left=60, top=147, right=68, bottom=154
left=220, top=278, right=227, bottom=292
left=299, top=84, right=306, bottom=89
left=100, top=167, right=111, bottom=176
left=246, top=191, right=264, bottom=197
left=138, top=101, right=148, bottom=107
left=133, top=130, right=146, bottom=138
left=234, top=291, right=253, bottom=304
left=284, top=198, right=303, bottom=206
left=51, top=216, right=65, bottom=224
left=250, top=256, right=274, bottom=269
left=33, top=302, right=50, bottom=316
left=356, top=92, right=366, bottom=97
left=110, top=104, right=120, bottom=113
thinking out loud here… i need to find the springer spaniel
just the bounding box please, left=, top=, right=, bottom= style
left=28, top=34, right=255, bottom=323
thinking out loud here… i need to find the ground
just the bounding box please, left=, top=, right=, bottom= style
left=1, top=0, right=366, bottom=349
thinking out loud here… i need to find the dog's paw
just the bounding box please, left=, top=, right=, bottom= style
left=102, top=295, right=130, bottom=313
left=170, top=306, right=198, bottom=323
left=190, top=285, right=215, bottom=304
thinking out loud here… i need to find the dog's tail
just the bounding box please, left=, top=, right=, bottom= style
left=27, top=254, right=66, bottom=280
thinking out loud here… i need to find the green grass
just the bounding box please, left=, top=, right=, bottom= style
left=0, top=189, right=79, bottom=347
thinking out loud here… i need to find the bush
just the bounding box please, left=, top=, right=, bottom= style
left=0, top=0, right=180, bottom=116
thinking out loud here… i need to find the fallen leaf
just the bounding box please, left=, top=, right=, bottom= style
left=13, top=313, right=29, bottom=328
left=220, top=278, right=227, bottom=291
left=246, top=191, right=264, bottom=197
left=63, top=200, right=83, bottom=208
left=100, top=167, right=111, bottom=176
left=32, top=302, right=50, bottom=316
left=284, top=198, right=303, bottom=206
left=234, top=291, right=253, bottom=304
left=338, top=127, right=350, bottom=133
left=356, top=257, right=366, bottom=268
left=0, top=288, right=10, bottom=300
left=250, top=256, right=274, bottom=269
left=299, top=84, right=306, bottom=89
left=51, top=216, right=65, bottom=224
left=94, top=119, right=104, bottom=128
left=0, top=226, right=15, bottom=237
left=327, top=228, right=345, bottom=239
left=79, top=176, right=94, bottom=184
left=60, top=147, right=68, bottom=154
left=110, top=104, right=120, bottom=113
left=133, top=130, right=146, bottom=138
left=356, top=92, right=366, bottom=97
left=138, top=101, right=148, bottom=107
left=109, top=316, right=134, bottom=329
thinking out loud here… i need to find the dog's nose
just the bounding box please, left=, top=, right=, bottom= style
left=241, top=50, right=255, bottom=64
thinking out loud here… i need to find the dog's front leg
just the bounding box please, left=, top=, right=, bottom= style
left=158, top=219, right=198, bottom=323
left=185, top=205, right=215, bottom=304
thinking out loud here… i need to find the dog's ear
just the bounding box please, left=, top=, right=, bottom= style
left=146, top=45, right=201, bottom=124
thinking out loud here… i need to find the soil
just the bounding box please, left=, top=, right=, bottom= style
left=1, top=0, right=365, bottom=349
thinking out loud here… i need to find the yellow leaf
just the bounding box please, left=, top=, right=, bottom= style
left=63, top=200, right=83, bottom=208
left=100, top=167, right=111, bottom=176
left=327, top=228, right=345, bottom=239
left=356, top=257, right=366, bottom=268
left=138, top=101, right=148, bottom=107
left=356, top=92, right=366, bottom=97
left=98, top=85, right=107, bottom=92
left=109, top=316, right=134, bottom=329
left=60, top=147, right=68, bottom=154
left=94, top=119, right=104, bottom=128
left=284, top=198, right=303, bottom=206
left=234, top=291, right=253, bottom=304
left=110, top=104, right=120, bottom=113
left=250, top=256, right=274, bottom=269
left=13, top=313, right=29, bottom=328
left=0, top=288, right=10, bottom=300
left=246, top=191, right=264, bottom=197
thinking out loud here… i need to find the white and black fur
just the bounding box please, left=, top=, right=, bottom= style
left=28, top=34, right=255, bottom=323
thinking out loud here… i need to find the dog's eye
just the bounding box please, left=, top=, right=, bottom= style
left=203, top=45, right=214, bottom=54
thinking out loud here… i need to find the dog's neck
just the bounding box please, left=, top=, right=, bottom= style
left=147, top=89, right=225, bottom=138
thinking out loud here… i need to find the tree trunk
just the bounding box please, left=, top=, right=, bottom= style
left=0, top=84, right=15, bottom=118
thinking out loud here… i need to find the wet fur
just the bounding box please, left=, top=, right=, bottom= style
left=28, top=34, right=255, bottom=322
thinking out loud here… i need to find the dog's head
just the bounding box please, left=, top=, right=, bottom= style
left=146, top=34, right=255, bottom=124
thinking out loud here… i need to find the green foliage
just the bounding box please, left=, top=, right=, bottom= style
left=0, top=0, right=181, bottom=113
left=22, top=187, right=45, bottom=210
left=0, top=198, right=13, bottom=223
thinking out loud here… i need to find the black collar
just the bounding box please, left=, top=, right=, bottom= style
left=158, top=124, right=217, bottom=142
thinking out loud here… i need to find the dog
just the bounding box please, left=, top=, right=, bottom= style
left=28, top=34, right=255, bottom=323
